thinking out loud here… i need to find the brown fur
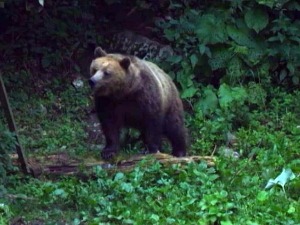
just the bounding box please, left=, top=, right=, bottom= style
left=89, top=47, right=187, bottom=159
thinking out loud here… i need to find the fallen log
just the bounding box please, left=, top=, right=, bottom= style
left=12, top=152, right=215, bottom=177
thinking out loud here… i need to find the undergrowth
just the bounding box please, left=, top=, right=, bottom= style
left=1, top=80, right=299, bottom=224
left=2, top=73, right=91, bottom=158
left=2, top=157, right=299, bottom=224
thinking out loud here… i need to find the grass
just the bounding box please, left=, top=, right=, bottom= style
left=0, top=75, right=299, bottom=224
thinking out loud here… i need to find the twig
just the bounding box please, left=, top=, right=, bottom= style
left=211, top=145, right=217, bottom=157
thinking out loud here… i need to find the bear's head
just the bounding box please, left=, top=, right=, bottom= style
left=89, top=47, right=135, bottom=97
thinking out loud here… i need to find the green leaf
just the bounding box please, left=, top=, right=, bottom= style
left=181, top=87, right=198, bottom=99
left=278, top=33, right=285, bottom=43
left=245, top=8, right=269, bottom=33
left=218, top=84, right=247, bottom=109
left=121, top=183, right=133, bottom=193
left=279, top=69, right=287, bottom=81
left=256, top=191, right=269, bottom=202
left=221, top=221, right=233, bottom=225
left=166, top=218, right=176, bottom=223
left=196, top=87, right=218, bottom=115
left=190, top=54, right=198, bottom=68
left=123, top=219, right=135, bottom=224
left=168, top=55, right=183, bottom=65
left=257, top=0, right=275, bottom=8
left=199, top=44, right=206, bottom=55
left=227, top=24, right=260, bottom=48
left=164, top=29, right=178, bottom=41
left=73, top=218, right=81, bottom=225
left=176, top=70, right=194, bottom=90
left=52, top=188, right=67, bottom=197
left=267, top=36, right=279, bottom=42
left=288, top=204, right=296, bottom=214
left=196, top=14, right=228, bottom=44
left=218, top=84, right=233, bottom=109
left=257, top=0, right=289, bottom=8
left=114, top=172, right=124, bottom=181
left=150, top=214, right=159, bottom=222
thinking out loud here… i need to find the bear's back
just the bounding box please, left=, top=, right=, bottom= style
left=140, top=60, right=177, bottom=110
left=105, top=53, right=180, bottom=112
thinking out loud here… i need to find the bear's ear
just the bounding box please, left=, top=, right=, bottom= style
left=120, top=57, right=131, bottom=70
left=94, top=47, right=107, bottom=57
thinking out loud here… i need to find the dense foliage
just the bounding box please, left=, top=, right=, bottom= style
left=2, top=160, right=299, bottom=224
left=154, top=0, right=300, bottom=136
left=0, top=124, right=16, bottom=185
left=0, top=0, right=299, bottom=224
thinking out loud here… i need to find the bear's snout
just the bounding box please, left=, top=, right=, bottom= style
left=89, top=71, right=105, bottom=88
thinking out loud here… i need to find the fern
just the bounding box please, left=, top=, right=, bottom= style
left=226, top=56, right=245, bottom=80
left=208, top=47, right=234, bottom=71
left=247, top=82, right=267, bottom=106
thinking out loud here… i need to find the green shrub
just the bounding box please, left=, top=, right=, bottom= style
left=0, top=123, right=17, bottom=184
left=157, top=0, right=300, bottom=90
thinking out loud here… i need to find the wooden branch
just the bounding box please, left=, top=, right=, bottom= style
left=17, top=152, right=215, bottom=177
left=0, top=74, right=30, bottom=174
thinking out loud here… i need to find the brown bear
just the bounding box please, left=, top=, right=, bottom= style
left=89, top=46, right=187, bottom=159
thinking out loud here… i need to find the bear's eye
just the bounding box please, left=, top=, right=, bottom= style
left=104, top=71, right=110, bottom=77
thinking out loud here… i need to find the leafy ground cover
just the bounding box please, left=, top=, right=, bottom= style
left=1, top=76, right=299, bottom=224
left=2, top=156, right=300, bottom=224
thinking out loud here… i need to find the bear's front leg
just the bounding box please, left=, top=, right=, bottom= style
left=143, top=120, right=162, bottom=154
left=101, top=119, right=121, bottom=160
